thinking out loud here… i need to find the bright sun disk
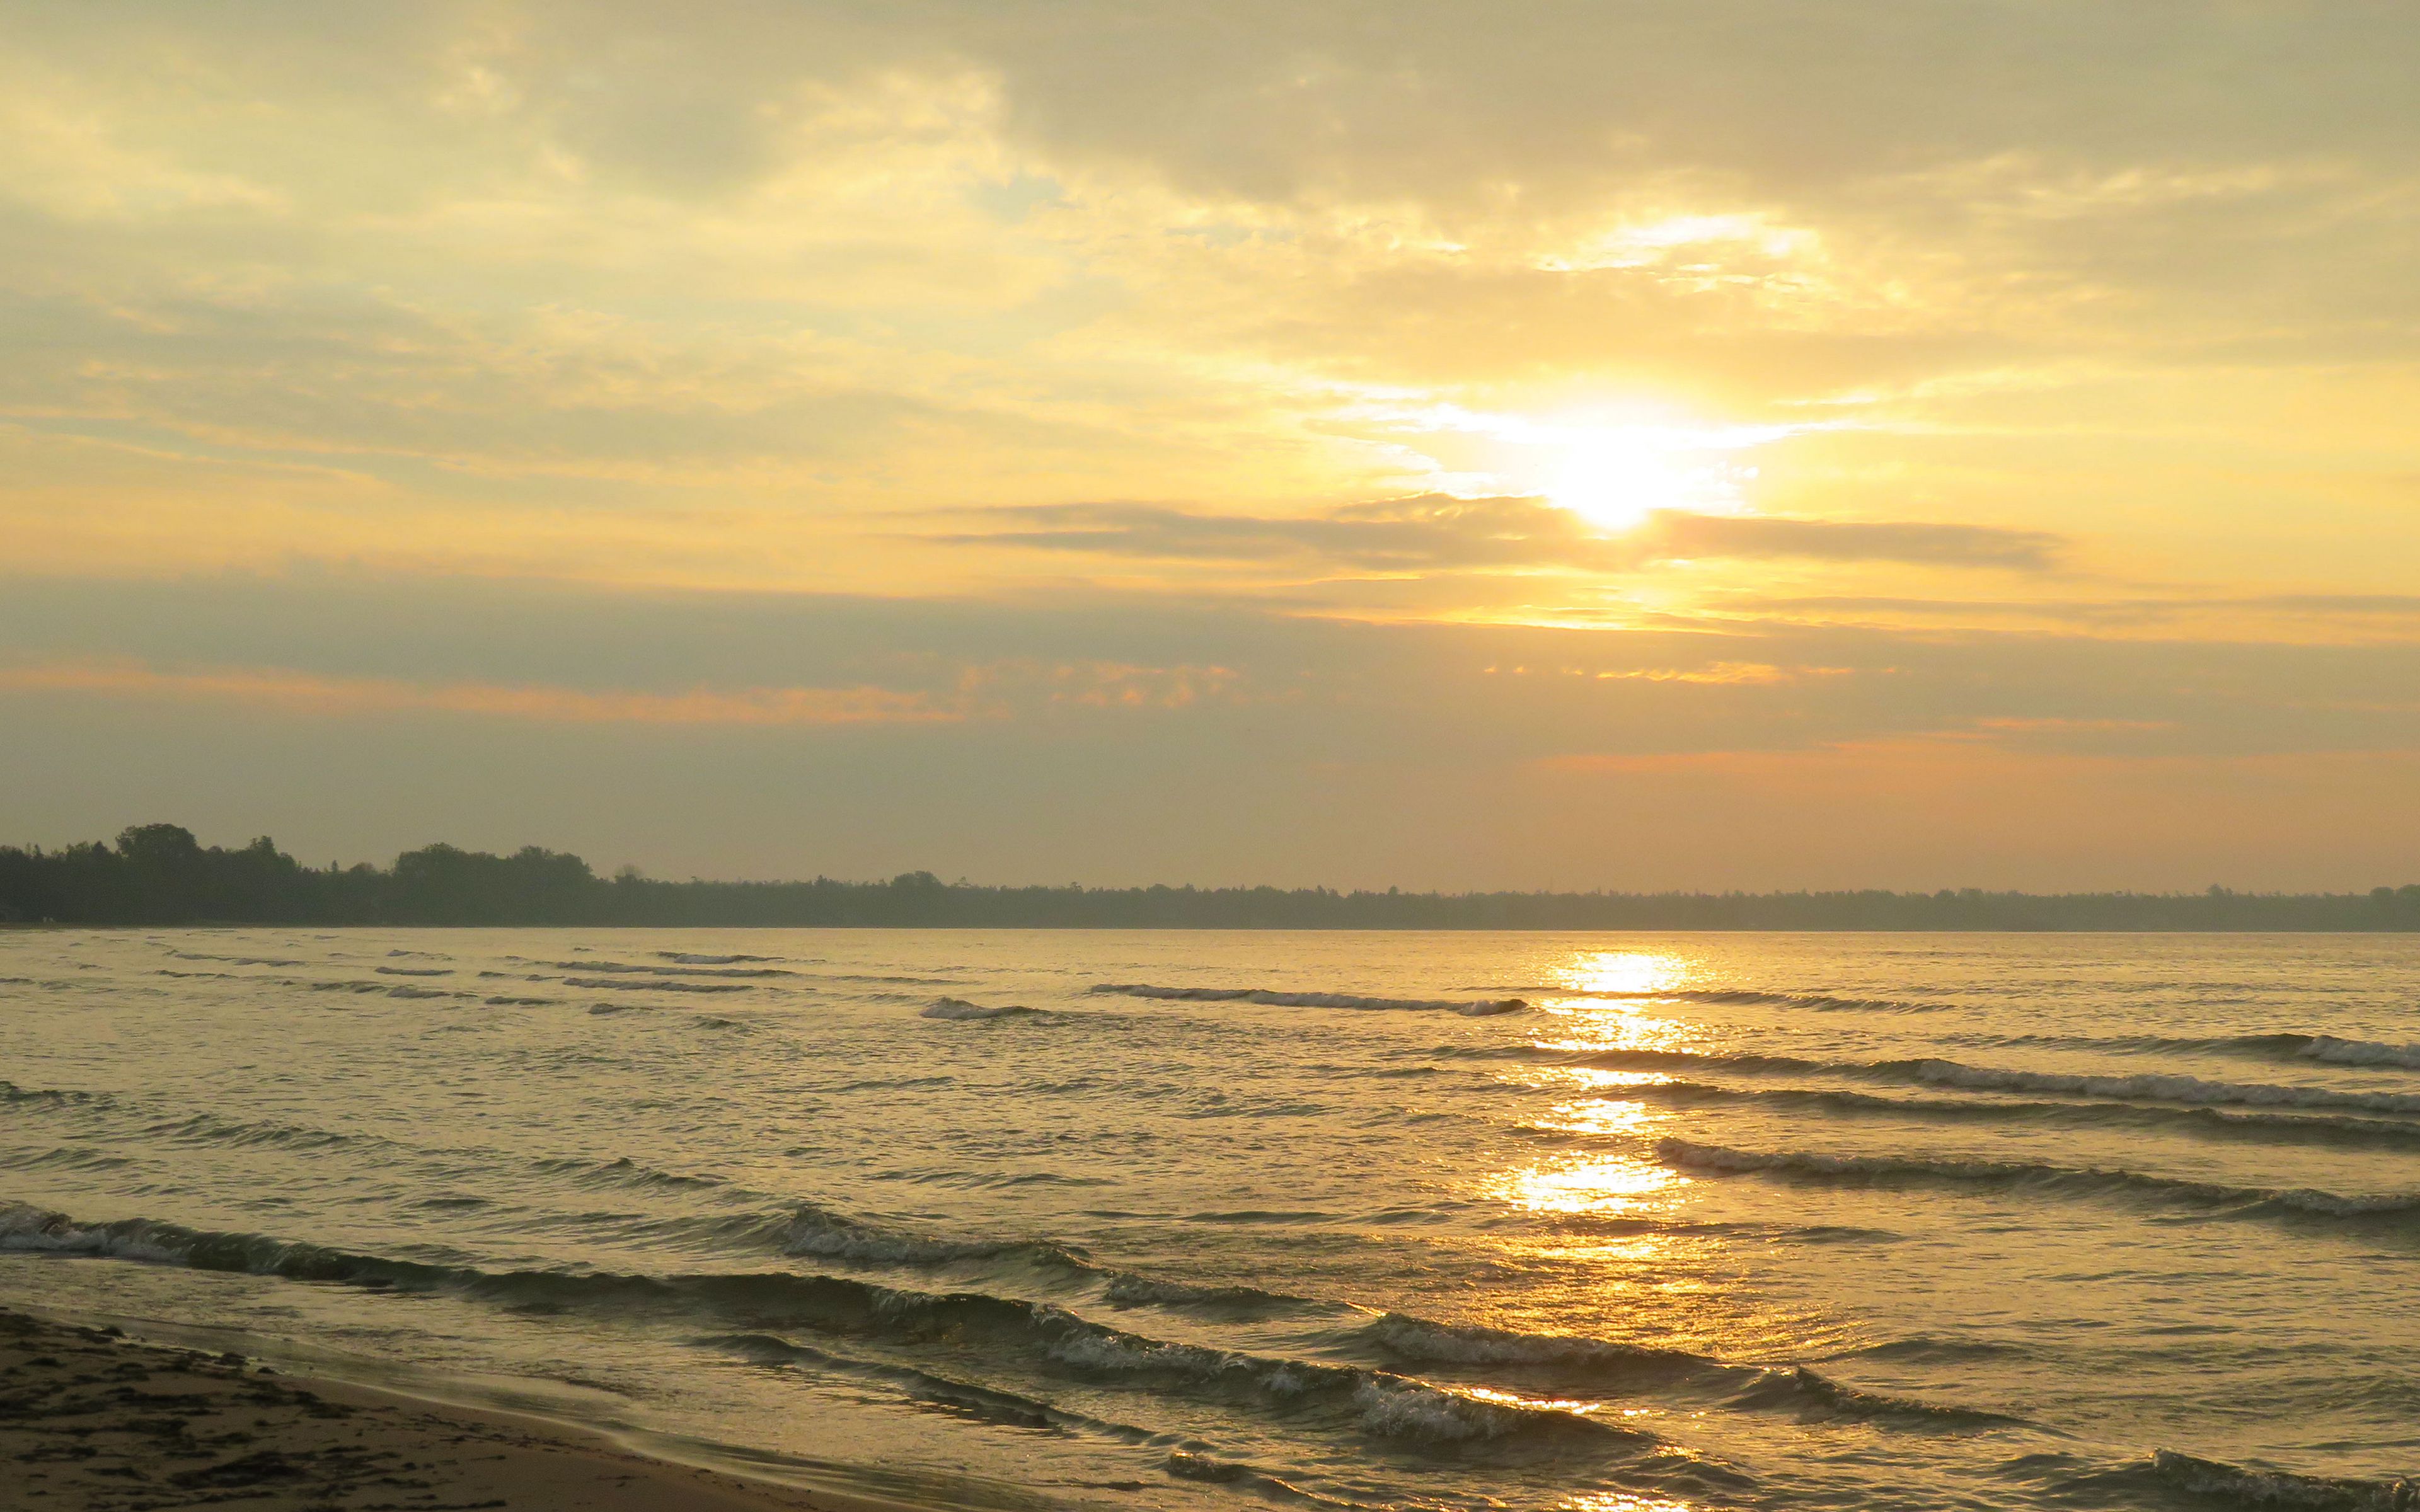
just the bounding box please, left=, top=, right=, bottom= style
left=1548, top=427, right=1706, bottom=533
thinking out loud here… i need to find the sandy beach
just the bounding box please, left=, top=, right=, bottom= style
left=0, top=1307, right=928, bottom=1511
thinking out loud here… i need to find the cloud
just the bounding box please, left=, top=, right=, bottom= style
left=942, top=497, right=2066, bottom=574
left=0, top=660, right=955, bottom=726
left=1718, top=592, right=2420, bottom=643
left=6, top=572, right=2420, bottom=887
left=1642, top=512, right=2063, bottom=571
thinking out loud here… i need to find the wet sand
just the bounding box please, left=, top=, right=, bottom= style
left=0, top=1307, right=932, bottom=1511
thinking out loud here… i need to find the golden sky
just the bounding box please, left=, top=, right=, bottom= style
left=4, top=2, right=2417, bottom=887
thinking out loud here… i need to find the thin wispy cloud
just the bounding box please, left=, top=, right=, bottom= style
left=0, top=661, right=959, bottom=727
left=940, top=499, right=2067, bottom=574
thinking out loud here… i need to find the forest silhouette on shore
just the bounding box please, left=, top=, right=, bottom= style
left=5, top=824, right=2419, bottom=931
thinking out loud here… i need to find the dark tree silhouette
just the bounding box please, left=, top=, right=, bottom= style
left=1, top=824, right=2416, bottom=930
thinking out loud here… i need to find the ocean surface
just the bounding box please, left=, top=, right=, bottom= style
left=3, top=929, right=2417, bottom=1512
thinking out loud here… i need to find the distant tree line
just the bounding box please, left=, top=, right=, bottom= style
left=4, top=823, right=2419, bottom=931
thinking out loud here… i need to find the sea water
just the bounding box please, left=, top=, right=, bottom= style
left=3, top=929, right=2416, bottom=1511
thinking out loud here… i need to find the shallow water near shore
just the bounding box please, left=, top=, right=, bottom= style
left=4, top=929, right=2418, bottom=1511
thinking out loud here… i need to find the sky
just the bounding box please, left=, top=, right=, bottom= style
left=4, top=1, right=2417, bottom=891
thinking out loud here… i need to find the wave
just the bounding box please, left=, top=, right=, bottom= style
left=708, top=1329, right=1150, bottom=1440
left=1092, top=984, right=1526, bottom=1016
left=0, top=1079, right=116, bottom=1111
left=2148, top=1450, right=2418, bottom=1510
left=659, top=952, right=781, bottom=965
left=740, top=1204, right=1331, bottom=1322
left=1531, top=1044, right=2420, bottom=1118
left=923, top=997, right=1040, bottom=1021
left=1161, top=1451, right=1357, bottom=1506
left=141, top=1110, right=380, bottom=1154
left=1658, top=1138, right=2420, bottom=1223
left=1353, top=1312, right=1724, bottom=1387
left=1901, top=1058, right=2420, bottom=1116
left=0, top=1202, right=1654, bottom=1457
left=1969, top=1031, right=2420, bottom=1074
left=1351, top=1314, right=2007, bottom=1427
left=1550, top=985, right=1945, bottom=1014
left=562, top=976, right=754, bottom=994
left=374, top=965, right=452, bottom=977
left=165, top=950, right=302, bottom=966
left=759, top=1201, right=1329, bottom=1320
left=2297, top=1034, right=2420, bottom=1071
left=1719, top=1365, right=2022, bottom=1428
left=529, top=1154, right=725, bottom=1192
left=0, top=1146, right=135, bottom=1173
left=2049, top=1450, right=2420, bottom=1511
left=1100, top=1273, right=1338, bottom=1317
left=1562, top=1078, right=2420, bottom=1152
left=538, top=959, right=793, bottom=979
left=766, top=1201, right=1093, bottom=1272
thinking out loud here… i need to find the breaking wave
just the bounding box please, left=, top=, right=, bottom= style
left=1092, top=984, right=1526, bottom=1015
left=2294, top=1035, right=2420, bottom=1071
left=537, top=959, right=794, bottom=979
left=1531, top=1045, right=2420, bottom=1117
left=1901, top=1058, right=2420, bottom=1116
left=1351, top=1314, right=2008, bottom=1427
left=750, top=1201, right=1334, bottom=1322
left=923, top=997, right=1040, bottom=1021
left=0, top=1080, right=116, bottom=1111
left=1657, top=1138, right=2420, bottom=1223
left=0, top=1202, right=1660, bottom=1457
left=1560, top=1078, right=2420, bottom=1150
left=1548, top=985, right=1948, bottom=1014
left=766, top=1201, right=1094, bottom=1272
left=2145, top=1450, right=2418, bottom=1511
left=562, top=976, right=754, bottom=994
left=2051, top=1450, right=2420, bottom=1510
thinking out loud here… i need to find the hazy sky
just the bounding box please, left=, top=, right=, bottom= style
left=4, top=1, right=2417, bottom=890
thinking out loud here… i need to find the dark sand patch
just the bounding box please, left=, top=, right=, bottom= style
left=0, top=1307, right=931, bottom=1511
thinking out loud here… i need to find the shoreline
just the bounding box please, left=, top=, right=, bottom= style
left=0, top=1305, right=954, bottom=1511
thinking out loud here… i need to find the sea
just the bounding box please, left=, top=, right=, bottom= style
left=3, top=929, right=2417, bottom=1511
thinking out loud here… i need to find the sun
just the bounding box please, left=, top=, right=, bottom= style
left=1395, top=400, right=1792, bottom=533
left=1548, top=428, right=1702, bottom=532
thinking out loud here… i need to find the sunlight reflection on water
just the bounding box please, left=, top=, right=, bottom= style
left=1487, top=1152, right=1689, bottom=1215
left=1559, top=949, right=1693, bottom=997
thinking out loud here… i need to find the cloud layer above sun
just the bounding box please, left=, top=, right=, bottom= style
left=3, top=1, right=2416, bottom=885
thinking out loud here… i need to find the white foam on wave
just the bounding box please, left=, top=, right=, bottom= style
left=0, top=1203, right=190, bottom=1266
left=562, top=976, right=753, bottom=994
left=1092, top=983, right=1526, bottom=1015
left=1657, top=1138, right=2420, bottom=1221
left=923, top=997, right=1039, bottom=1021
left=2150, top=1450, right=2417, bottom=1511
left=1906, top=1058, right=2420, bottom=1116
left=2300, top=1035, right=2420, bottom=1070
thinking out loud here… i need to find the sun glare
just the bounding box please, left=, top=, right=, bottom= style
left=1548, top=428, right=1703, bottom=532
left=1398, top=403, right=1797, bottom=536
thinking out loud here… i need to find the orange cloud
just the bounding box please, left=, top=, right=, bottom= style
left=0, top=660, right=956, bottom=726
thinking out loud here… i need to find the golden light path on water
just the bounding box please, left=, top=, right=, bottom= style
left=1467, top=943, right=1847, bottom=1448
left=1482, top=948, right=1708, bottom=1216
